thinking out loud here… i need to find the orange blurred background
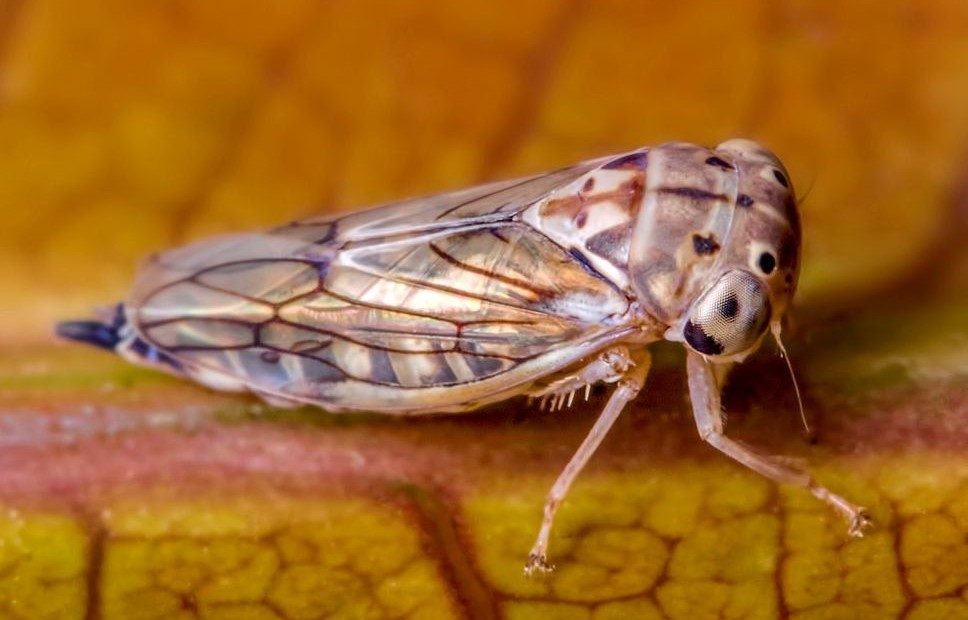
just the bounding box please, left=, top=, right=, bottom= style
left=2, top=0, right=966, bottom=345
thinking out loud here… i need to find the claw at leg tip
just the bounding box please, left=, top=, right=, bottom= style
left=848, top=509, right=873, bottom=538
left=524, top=553, right=554, bottom=577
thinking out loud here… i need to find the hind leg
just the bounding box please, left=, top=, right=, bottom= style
left=524, top=348, right=651, bottom=575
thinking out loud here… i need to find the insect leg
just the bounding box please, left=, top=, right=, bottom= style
left=711, top=360, right=734, bottom=389
left=524, top=347, right=651, bottom=576
left=685, top=350, right=871, bottom=536
left=526, top=348, right=633, bottom=411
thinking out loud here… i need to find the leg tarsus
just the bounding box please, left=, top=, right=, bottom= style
left=810, top=483, right=873, bottom=536
left=848, top=510, right=874, bottom=537
left=524, top=552, right=554, bottom=576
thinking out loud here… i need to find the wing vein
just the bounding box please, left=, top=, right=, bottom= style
left=427, top=242, right=557, bottom=299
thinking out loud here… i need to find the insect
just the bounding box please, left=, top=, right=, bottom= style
left=58, top=139, right=871, bottom=574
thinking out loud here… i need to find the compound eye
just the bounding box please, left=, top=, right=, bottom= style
left=683, top=270, right=771, bottom=356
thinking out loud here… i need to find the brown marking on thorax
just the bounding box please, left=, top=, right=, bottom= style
left=692, top=233, right=720, bottom=255
left=539, top=176, right=644, bottom=224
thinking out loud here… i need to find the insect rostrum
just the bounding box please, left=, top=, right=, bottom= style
left=57, top=139, right=871, bottom=574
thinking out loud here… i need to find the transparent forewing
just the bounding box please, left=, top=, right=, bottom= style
left=127, top=158, right=635, bottom=413
left=277, top=158, right=610, bottom=244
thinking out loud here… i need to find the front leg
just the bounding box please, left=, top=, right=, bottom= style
left=524, top=347, right=651, bottom=575
left=686, top=350, right=871, bottom=536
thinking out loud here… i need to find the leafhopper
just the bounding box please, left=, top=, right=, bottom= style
left=59, top=140, right=870, bottom=573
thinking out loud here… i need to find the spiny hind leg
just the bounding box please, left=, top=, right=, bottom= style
left=685, top=351, right=871, bottom=536
left=526, top=346, right=634, bottom=412
left=524, top=347, right=651, bottom=576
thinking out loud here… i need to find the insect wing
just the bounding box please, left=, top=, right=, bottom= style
left=127, top=158, right=635, bottom=412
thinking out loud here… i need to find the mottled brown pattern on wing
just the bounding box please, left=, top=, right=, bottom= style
left=523, top=153, right=649, bottom=291
left=127, top=170, right=633, bottom=411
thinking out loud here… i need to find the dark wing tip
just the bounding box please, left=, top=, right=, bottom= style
left=55, top=319, right=122, bottom=352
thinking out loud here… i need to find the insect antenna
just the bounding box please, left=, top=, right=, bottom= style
left=796, top=174, right=817, bottom=207
left=770, top=322, right=811, bottom=439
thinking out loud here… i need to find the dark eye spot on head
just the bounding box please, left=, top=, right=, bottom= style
left=737, top=194, right=753, bottom=208
left=720, top=293, right=739, bottom=320
left=684, top=321, right=723, bottom=355
left=758, top=252, right=776, bottom=275
left=773, top=169, right=789, bottom=187
left=582, top=177, right=595, bottom=192
left=692, top=233, right=720, bottom=255
left=705, top=156, right=733, bottom=170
